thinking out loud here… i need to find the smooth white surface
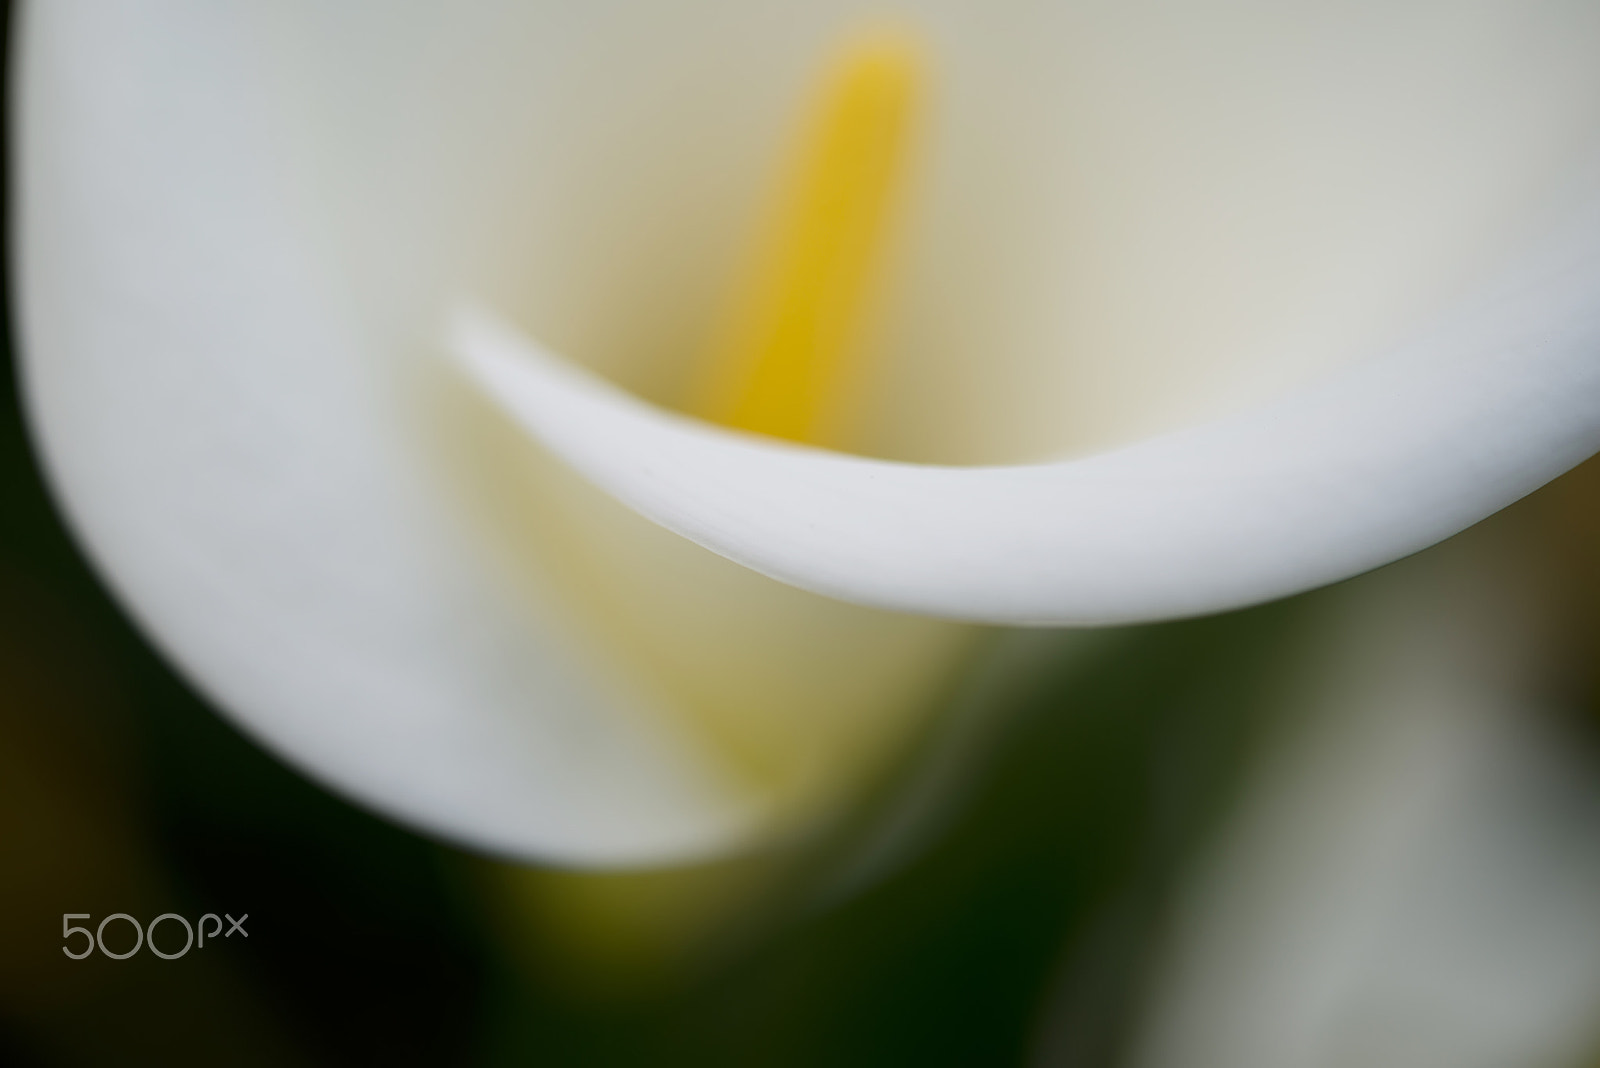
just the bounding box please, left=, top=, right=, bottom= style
left=17, top=0, right=982, bottom=866
left=19, top=0, right=1600, bottom=863
left=452, top=213, right=1600, bottom=626
left=16, top=1, right=761, bottom=865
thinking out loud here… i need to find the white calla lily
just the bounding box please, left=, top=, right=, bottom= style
left=16, top=0, right=1600, bottom=863
left=16, top=1, right=969, bottom=866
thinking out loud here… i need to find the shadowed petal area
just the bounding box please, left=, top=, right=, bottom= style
left=452, top=210, right=1600, bottom=626
left=1127, top=553, right=1600, bottom=1068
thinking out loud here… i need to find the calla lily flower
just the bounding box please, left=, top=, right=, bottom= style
left=17, top=1, right=1600, bottom=865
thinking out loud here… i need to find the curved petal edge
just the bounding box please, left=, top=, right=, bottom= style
left=450, top=205, right=1600, bottom=626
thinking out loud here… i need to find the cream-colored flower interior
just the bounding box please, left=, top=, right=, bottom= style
left=250, top=0, right=1600, bottom=833
left=271, top=0, right=1600, bottom=459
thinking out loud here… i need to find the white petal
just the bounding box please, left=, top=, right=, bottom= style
left=451, top=201, right=1600, bottom=626
left=14, top=1, right=776, bottom=865
left=1126, top=553, right=1600, bottom=1068
left=20, top=0, right=978, bottom=865
left=25, top=0, right=1600, bottom=864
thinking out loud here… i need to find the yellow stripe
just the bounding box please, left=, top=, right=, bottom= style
left=694, top=26, right=926, bottom=444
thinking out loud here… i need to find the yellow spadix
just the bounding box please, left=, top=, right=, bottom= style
left=694, top=25, right=925, bottom=445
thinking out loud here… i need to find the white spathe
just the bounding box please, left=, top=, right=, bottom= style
left=15, top=1, right=971, bottom=866
left=17, top=0, right=1600, bottom=862
left=451, top=203, right=1600, bottom=626
left=441, top=0, right=1600, bottom=626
